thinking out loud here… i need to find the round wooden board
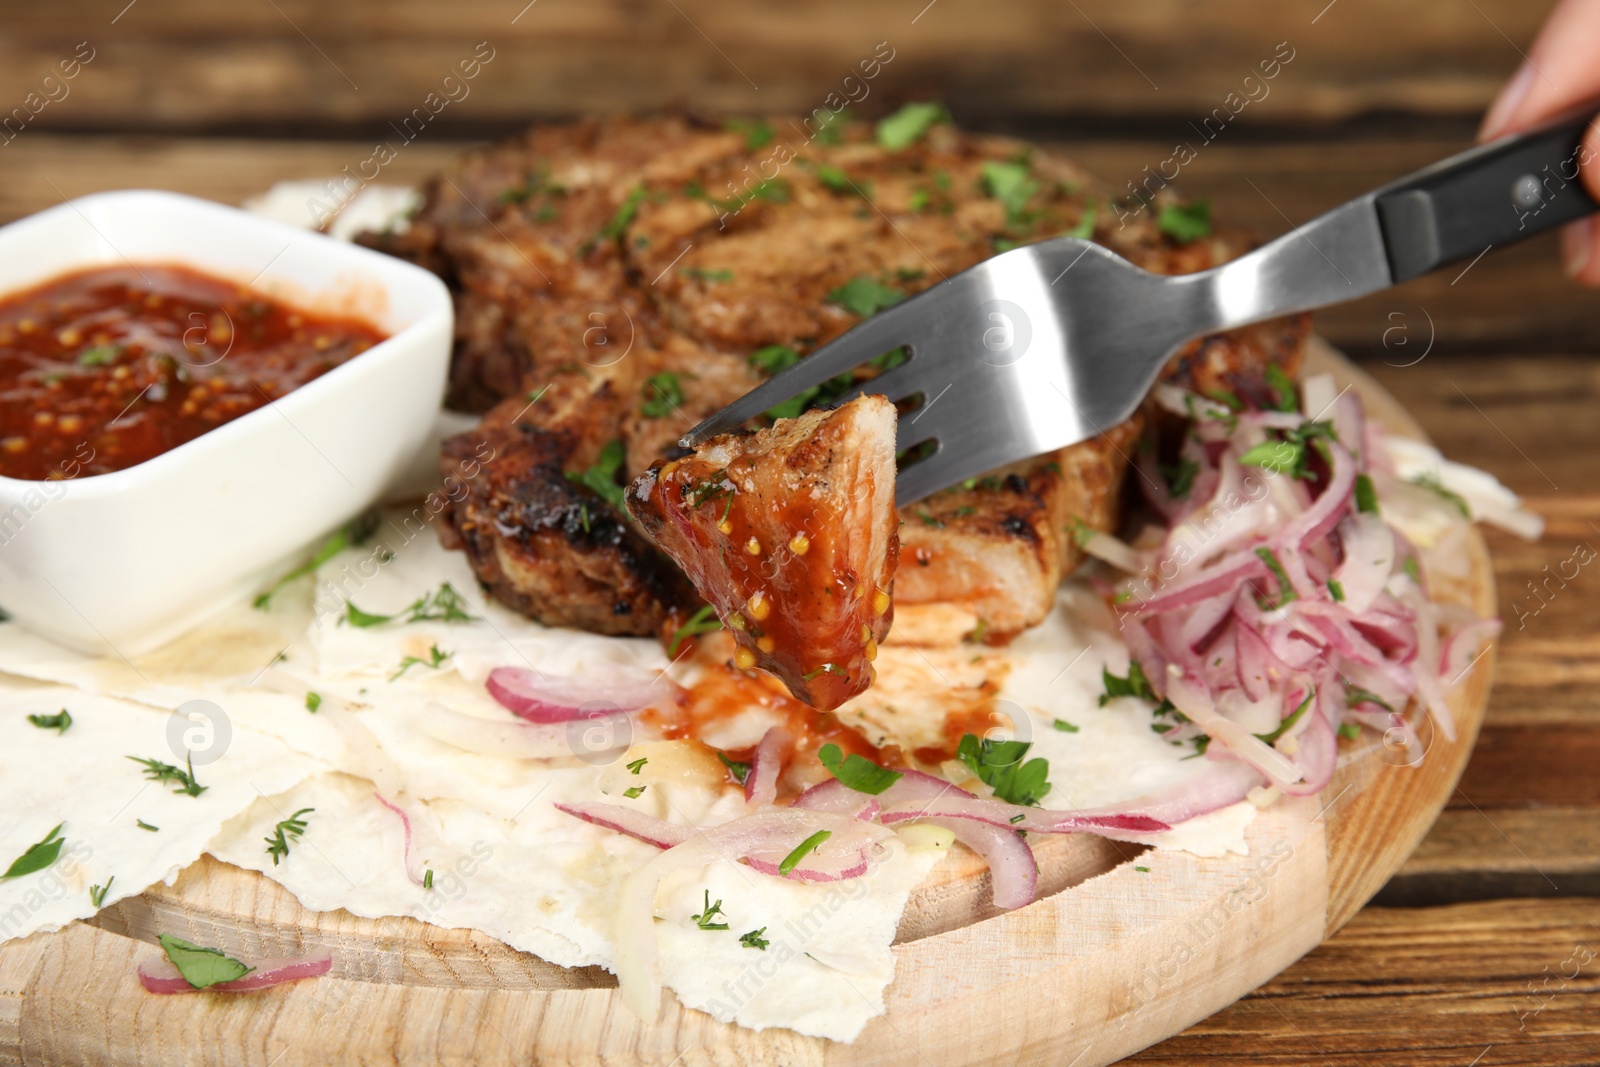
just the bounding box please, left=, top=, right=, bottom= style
left=0, top=339, right=1496, bottom=1067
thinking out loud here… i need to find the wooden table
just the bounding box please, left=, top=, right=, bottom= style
left=1, top=121, right=1596, bottom=1064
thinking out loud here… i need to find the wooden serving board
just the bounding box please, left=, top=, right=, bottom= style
left=0, top=339, right=1496, bottom=1067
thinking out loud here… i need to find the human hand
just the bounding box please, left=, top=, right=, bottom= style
left=1480, top=0, right=1600, bottom=284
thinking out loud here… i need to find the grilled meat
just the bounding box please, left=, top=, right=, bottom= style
left=371, top=112, right=1307, bottom=655
left=627, top=396, right=899, bottom=709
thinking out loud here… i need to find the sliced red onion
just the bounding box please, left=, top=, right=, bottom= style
left=554, top=802, right=692, bottom=850
left=486, top=666, right=667, bottom=723
left=1124, top=547, right=1267, bottom=615
left=744, top=726, right=790, bottom=808
left=138, top=951, right=332, bottom=994
left=417, top=703, right=627, bottom=760
left=878, top=797, right=1167, bottom=838
left=1332, top=512, right=1395, bottom=614
left=613, top=809, right=893, bottom=1023
left=373, top=792, right=426, bottom=887
left=929, top=817, right=1038, bottom=910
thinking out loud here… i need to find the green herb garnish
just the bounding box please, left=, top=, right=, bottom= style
left=626, top=756, right=648, bottom=775
left=564, top=439, right=627, bottom=510
left=127, top=753, right=206, bottom=797
left=739, top=927, right=769, bottom=950
left=679, top=267, right=733, bottom=283
left=1254, top=546, right=1299, bottom=609
left=1066, top=198, right=1097, bottom=239
left=305, top=692, right=322, bottom=713
left=157, top=934, right=253, bottom=990
left=1354, top=473, right=1380, bottom=515
left=1345, top=686, right=1394, bottom=712
left=2, top=822, right=64, bottom=879
left=390, top=644, right=450, bottom=681
left=1265, top=364, right=1299, bottom=412
left=27, top=709, right=71, bottom=734
left=89, top=877, right=113, bottom=909
left=717, top=750, right=751, bottom=785
left=817, top=742, right=902, bottom=795
left=264, top=807, right=313, bottom=866
left=980, top=160, right=1039, bottom=226
left=640, top=372, right=686, bottom=418
left=346, top=581, right=476, bottom=628
left=1327, top=579, right=1345, bottom=603
left=1411, top=472, right=1471, bottom=518
left=1100, top=660, right=1163, bottom=706
left=1052, top=718, right=1080, bottom=733
left=254, top=512, right=380, bottom=608
left=1338, top=722, right=1362, bottom=740
left=691, top=890, right=729, bottom=931
left=727, top=118, right=774, bottom=150
left=668, top=604, right=723, bottom=657
left=136, top=819, right=159, bottom=832
left=423, top=869, right=434, bottom=889
left=1256, top=689, right=1314, bottom=745
left=596, top=185, right=646, bottom=244
left=876, top=102, right=947, bottom=150
left=779, top=830, right=831, bottom=876
left=623, top=785, right=647, bottom=799
left=956, top=734, right=1052, bottom=807
left=1239, top=439, right=1303, bottom=475
left=76, top=343, right=121, bottom=367
left=826, top=275, right=904, bottom=318
left=1158, top=200, right=1211, bottom=243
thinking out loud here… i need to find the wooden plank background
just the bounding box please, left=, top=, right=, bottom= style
left=0, top=1, right=1597, bottom=1063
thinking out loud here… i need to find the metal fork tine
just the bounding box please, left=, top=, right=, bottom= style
left=679, top=298, right=925, bottom=447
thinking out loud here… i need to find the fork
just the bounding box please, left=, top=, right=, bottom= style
left=683, top=99, right=1600, bottom=506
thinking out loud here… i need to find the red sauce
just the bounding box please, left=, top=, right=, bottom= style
left=0, top=264, right=387, bottom=480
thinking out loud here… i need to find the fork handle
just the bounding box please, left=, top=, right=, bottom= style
left=1374, top=99, right=1600, bottom=282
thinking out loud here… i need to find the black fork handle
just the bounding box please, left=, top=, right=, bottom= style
left=1375, top=99, right=1600, bottom=283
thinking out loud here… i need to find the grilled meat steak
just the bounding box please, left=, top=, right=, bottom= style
left=366, top=112, right=1307, bottom=652
left=628, top=396, right=899, bottom=710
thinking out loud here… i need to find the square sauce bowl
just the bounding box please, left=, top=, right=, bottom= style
left=0, top=190, right=453, bottom=656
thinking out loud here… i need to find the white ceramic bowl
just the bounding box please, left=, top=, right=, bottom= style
left=0, top=190, right=453, bottom=656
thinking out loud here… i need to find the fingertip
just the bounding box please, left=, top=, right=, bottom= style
left=1561, top=218, right=1600, bottom=286
left=1481, top=61, right=1536, bottom=141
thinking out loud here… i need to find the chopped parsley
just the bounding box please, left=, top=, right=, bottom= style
left=424, top=869, right=434, bottom=889
left=623, top=785, right=647, bottom=799
left=390, top=644, right=450, bottom=681
left=717, top=750, right=751, bottom=785
left=76, top=343, right=121, bottom=367
left=1410, top=472, right=1471, bottom=518
left=1066, top=198, right=1097, bottom=239
left=815, top=163, right=867, bottom=195
left=955, top=734, right=1052, bottom=807
left=564, top=439, right=627, bottom=510
left=1345, top=686, right=1394, bottom=712
left=89, top=877, right=113, bottom=909
left=626, top=756, right=649, bottom=775
left=826, top=275, right=904, bottom=318
left=346, top=582, right=476, bottom=628
left=817, top=742, right=903, bottom=795
left=1158, top=200, right=1212, bottom=243
left=157, top=934, right=253, bottom=990
left=2, top=822, right=65, bottom=879
left=749, top=344, right=801, bottom=376
left=595, top=185, right=646, bottom=245
left=254, top=511, right=380, bottom=608
left=1354, top=473, right=1380, bottom=515
left=1254, top=547, right=1299, bottom=609
left=1134, top=865, right=1151, bottom=873
left=1052, top=718, right=1080, bottom=733
left=1160, top=456, right=1199, bottom=500
left=264, top=808, right=313, bottom=867
left=667, top=604, right=723, bottom=657
left=1100, top=660, right=1162, bottom=706
left=128, top=753, right=207, bottom=797
left=679, top=266, right=733, bottom=283
left=1327, top=578, right=1346, bottom=603
left=1338, top=722, right=1362, bottom=740
left=136, top=819, right=159, bottom=833
left=779, top=830, right=832, bottom=876
left=726, top=118, right=774, bottom=150
left=305, top=691, right=322, bottom=713
left=1256, top=689, right=1314, bottom=745
left=27, top=709, right=71, bottom=734
left=640, top=372, right=686, bottom=418
left=876, top=102, right=947, bottom=150
left=1265, top=364, right=1299, bottom=412
left=980, top=160, right=1038, bottom=226
left=1238, top=439, right=1303, bottom=475
left=739, top=927, right=770, bottom=950
left=691, top=890, right=729, bottom=931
